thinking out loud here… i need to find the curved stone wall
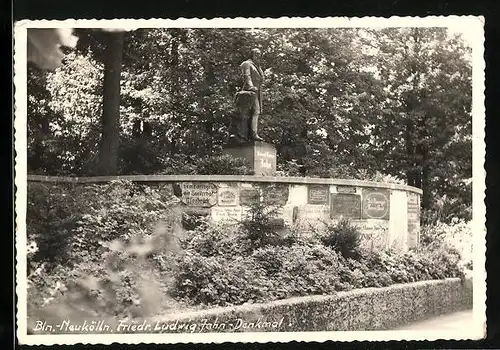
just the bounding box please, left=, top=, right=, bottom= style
left=28, top=175, right=422, bottom=251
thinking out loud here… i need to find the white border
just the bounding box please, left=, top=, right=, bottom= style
left=14, top=16, right=486, bottom=345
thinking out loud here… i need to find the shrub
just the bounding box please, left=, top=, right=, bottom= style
left=419, top=219, right=473, bottom=269
left=28, top=220, right=185, bottom=327
left=119, top=138, right=164, bottom=175
left=28, top=180, right=469, bottom=316
left=422, top=190, right=472, bottom=225
left=276, top=160, right=303, bottom=177
left=173, top=251, right=270, bottom=306
left=160, top=154, right=253, bottom=176
left=158, top=155, right=198, bottom=175
left=239, top=199, right=285, bottom=247
left=318, top=219, right=362, bottom=259
left=182, top=221, right=251, bottom=257
left=27, top=180, right=185, bottom=324
left=272, top=244, right=345, bottom=295
left=193, top=154, right=253, bottom=175
left=173, top=243, right=347, bottom=306
left=27, top=182, right=86, bottom=273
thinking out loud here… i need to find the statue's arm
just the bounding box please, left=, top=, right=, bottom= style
left=241, top=62, right=257, bottom=91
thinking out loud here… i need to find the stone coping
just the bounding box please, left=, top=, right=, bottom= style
left=27, top=174, right=423, bottom=195
left=150, top=278, right=465, bottom=323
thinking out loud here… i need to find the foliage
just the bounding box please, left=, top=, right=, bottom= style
left=189, top=154, right=253, bottom=175
left=27, top=52, right=103, bottom=176
left=27, top=181, right=187, bottom=326
left=318, top=219, right=362, bottom=259
left=366, top=28, right=472, bottom=210
left=181, top=220, right=252, bottom=257
left=419, top=218, right=473, bottom=269
left=27, top=27, right=472, bottom=216
left=159, top=154, right=253, bottom=176
left=239, top=196, right=287, bottom=247
left=27, top=182, right=467, bottom=318
left=276, top=159, right=303, bottom=177
left=422, top=187, right=473, bottom=225
left=173, top=220, right=466, bottom=307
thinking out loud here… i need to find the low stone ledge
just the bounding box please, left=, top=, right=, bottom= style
left=27, top=174, right=423, bottom=194
left=150, top=278, right=472, bottom=332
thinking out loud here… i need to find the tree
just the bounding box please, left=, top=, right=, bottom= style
left=366, top=28, right=472, bottom=211
left=26, top=27, right=473, bottom=221
left=27, top=28, right=134, bottom=176
left=97, top=31, right=125, bottom=175
left=27, top=51, right=103, bottom=175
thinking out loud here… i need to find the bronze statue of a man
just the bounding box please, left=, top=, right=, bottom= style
left=230, top=48, right=265, bottom=143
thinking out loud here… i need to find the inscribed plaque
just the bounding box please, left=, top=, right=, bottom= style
left=240, top=187, right=260, bottom=206
left=362, top=188, right=390, bottom=220
left=177, top=182, right=218, bottom=207
left=262, top=184, right=289, bottom=206
left=211, top=206, right=243, bottom=222
left=217, top=186, right=239, bottom=206
left=330, top=193, right=362, bottom=219
left=407, top=192, right=420, bottom=248
left=307, top=185, right=329, bottom=204
left=336, top=185, right=357, bottom=194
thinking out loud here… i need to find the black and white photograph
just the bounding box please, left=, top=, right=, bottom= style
left=14, top=16, right=485, bottom=345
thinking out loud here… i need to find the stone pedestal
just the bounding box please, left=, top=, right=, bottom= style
left=223, top=141, right=277, bottom=176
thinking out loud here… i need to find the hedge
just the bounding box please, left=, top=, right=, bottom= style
left=30, top=277, right=472, bottom=334
left=150, top=277, right=473, bottom=333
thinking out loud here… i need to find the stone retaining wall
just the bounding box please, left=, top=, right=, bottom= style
left=150, top=278, right=472, bottom=333
left=27, top=175, right=422, bottom=252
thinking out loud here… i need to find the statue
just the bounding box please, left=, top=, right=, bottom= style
left=229, top=48, right=265, bottom=143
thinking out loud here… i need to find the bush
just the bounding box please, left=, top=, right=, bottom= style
left=119, top=138, right=164, bottom=175
left=27, top=182, right=88, bottom=273
left=422, top=190, right=472, bottom=225
left=173, top=243, right=347, bottom=306
left=239, top=198, right=287, bottom=247
left=182, top=221, right=251, bottom=257
left=276, top=160, right=303, bottom=177
left=28, top=181, right=469, bottom=316
left=160, top=154, right=253, bottom=176
left=173, top=251, right=271, bottom=306
left=419, top=219, right=473, bottom=269
left=193, top=154, right=253, bottom=175
left=27, top=180, right=185, bottom=323
left=269, top=244, right=345, bottom=296
left=172, top=213, right=467, bottom=307
left=318, top=219, right=362, bottom=259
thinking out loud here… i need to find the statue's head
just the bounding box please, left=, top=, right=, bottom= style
left=250, top=48, right=262, bottom=63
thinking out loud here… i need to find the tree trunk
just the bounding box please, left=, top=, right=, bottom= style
left=421, top=150, right=431, bottom=210
left=97, top=31, right=124, bottom=175
left=405, top=121, right=417, bottom=187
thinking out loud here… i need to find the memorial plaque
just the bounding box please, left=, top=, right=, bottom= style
left=407, top=192, right=420, bottom=248
left=330, top=193, right=362, bottom=219
left=336, top=185, right=357, bottom=194
left=211, top=206, right=243, bottom=222
left=354, top=220, right=389, bottom=251
left=262, top=184, right=289, bottom=206
left=217, top=185, right=239, bottom=206
left=177, top=182, right=218, bottom=207
left=240, top=187, right=260, bottom=206
left=255, top=146, right=277, bottom=176
left=362, top=188, right=390, bottom=220
left=222, top=141, right=276, bottom=176
left=296, top=205, right=330, bottom=221
left=308, top=185, right=329, bottom=204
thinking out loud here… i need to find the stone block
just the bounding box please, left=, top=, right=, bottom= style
left=222, top=141, right=276, bottom=176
